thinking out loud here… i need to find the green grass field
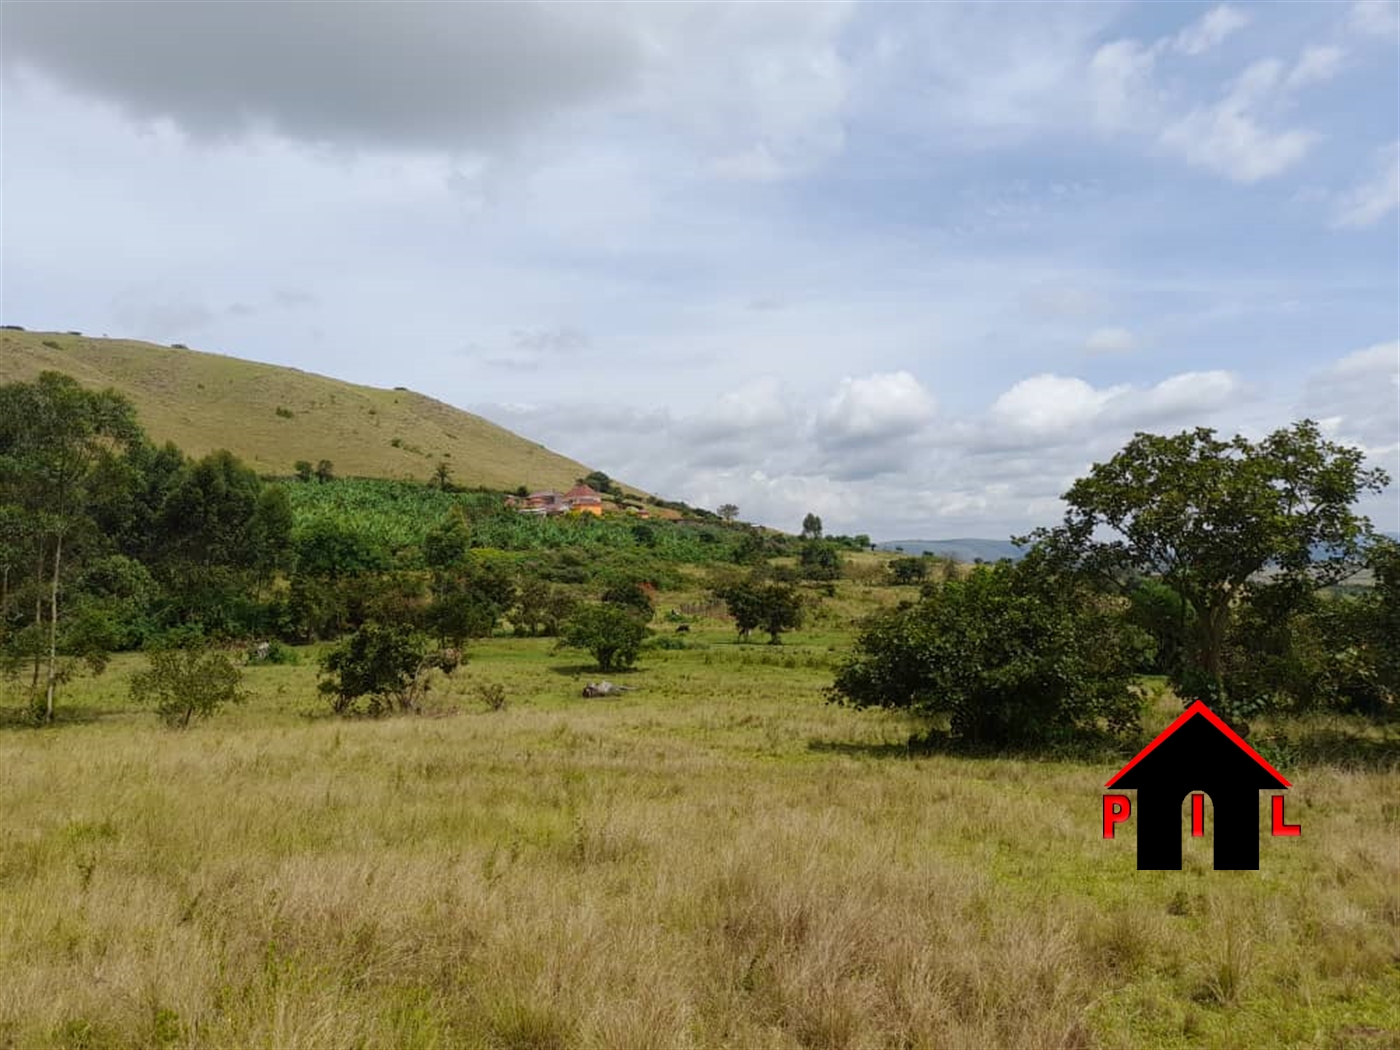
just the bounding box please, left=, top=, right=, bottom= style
left=2, top=588, right=1397, bottom=1050
left=0, top=331, right=609, bottom=492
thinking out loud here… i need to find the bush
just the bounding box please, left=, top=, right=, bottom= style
left=830, top=559, right=1148, bottom=747
left=474, top=680, right=508, bottom=711
left=558, top=603, right=649, bottom=672
left=130, top=645, right=248, bottom=728
left=318, top=623, right=431, bottom=716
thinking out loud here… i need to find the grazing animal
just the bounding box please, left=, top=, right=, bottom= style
left=251, top=641, right=271, bottom=662
left=675, top=624, right=690, bottom=633
left=582, top=681, right=631, bottom=698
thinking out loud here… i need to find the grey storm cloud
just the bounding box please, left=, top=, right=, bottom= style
left=0, top=0, right=641, bottom=149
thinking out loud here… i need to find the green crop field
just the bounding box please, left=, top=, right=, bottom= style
left=2, top=585, right=1397, bottom=1050
left=0, top=331, right=613, bottom=492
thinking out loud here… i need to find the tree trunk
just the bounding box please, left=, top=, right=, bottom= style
left=44, top=531, right=63, bottom=722
left=30, top=538, right=45, bottom=695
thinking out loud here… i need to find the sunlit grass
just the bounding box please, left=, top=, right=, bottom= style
left=1, top=617, right=1397, bottom=1048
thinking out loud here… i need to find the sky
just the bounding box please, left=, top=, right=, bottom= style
left=2, top=0, right=1397, bottom=540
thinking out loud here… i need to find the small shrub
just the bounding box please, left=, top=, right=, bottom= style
left=130, top=645, right=248, bottom=728
left=319, top=622, right=431, bottom=716
left=42, top=339, right=62, bottom=349
left=474, top=681, right=508, bottom=712
left=171, top=343, right=189, bottom=349
left=275, top=406, right=294, bottom=419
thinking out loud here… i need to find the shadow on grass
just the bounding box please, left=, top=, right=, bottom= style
left=811, top=723, right=1400, bottom=772
left=0, top=704, right=109, bottom=730
left=808, top=730, right=1137, bottom=765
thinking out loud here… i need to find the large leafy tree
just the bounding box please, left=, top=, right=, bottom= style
left=0, top=373, right=143, bottom=719
left=1022, top=420, right=1389, bottom=717
left=831, top=557, right=1149, bottom=746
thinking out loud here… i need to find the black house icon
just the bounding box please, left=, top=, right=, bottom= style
left=1106, top=700, right=1290, bottom=870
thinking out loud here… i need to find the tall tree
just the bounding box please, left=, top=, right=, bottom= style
left=717, top=503, right=739, bottom=523
left=0, top=373, right=142, bottom=719
left=801, top=512, right=823, bottom=540
left=1022, top=420, right=1389, bottom=717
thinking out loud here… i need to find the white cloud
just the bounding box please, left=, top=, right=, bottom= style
left=1089, top=38, right=1160, bottom=131
left=1350, top=0, right=1400, bottom=39
left=1286, top=45, right=1347, bottom=89
left=990, top=374, right=1120, bottom=435
left=816, top=371, right=938, bottom=447
left=1174, top=5, right=1251, bottom=56
left=1332, top=141, right=1400, bottom=228
left=1158, top=59, right=1316, bottom=182
left=1085, top=326, right=1136, bottom=354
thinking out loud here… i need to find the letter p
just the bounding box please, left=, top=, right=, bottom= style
left=1103, top=794, right=1131, bottom=838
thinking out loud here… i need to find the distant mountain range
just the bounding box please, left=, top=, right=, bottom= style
left=875, top=538, right=1025, bottom=563
left=877, top=532, right=1400, bottom=565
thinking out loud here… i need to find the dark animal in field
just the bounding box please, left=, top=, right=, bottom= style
left=675, top=624, right=690, bottom=633
left=582, top=681, right=631, bottom=698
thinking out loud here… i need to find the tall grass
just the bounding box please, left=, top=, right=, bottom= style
left=1, top=634, right=1397, bottom=1049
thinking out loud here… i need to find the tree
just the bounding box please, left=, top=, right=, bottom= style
left=581, top=470, right=617, bottom=495
left=1022, top=421, right=1389, bottom=720
left=513, top=577, right=577, bottom=636
left=423, top=514, right=471, bottom=571
left=718, top=503, right=739, bottom=523
left=294, top=460, right=314, bottom=482
left=130, top=644, right=248, bottom=728
left=801, top=513, right=823, bottom=540
left=716, top=577, right=804, bottom=644
left=432, top=460, right=452, bottom=490
left=601, top=579, right=655, bottom=622
left=558, top=603, right=648, bottom=671
left=0, top=373, right=142, bottom=720
left=319, top=622, right=431, bottom=715
left=799, top=540, right=842, bottom=581
left=314, top=459, right=335, bottom=483
left=889, top=557, right=929, bottom=585
left=830, top=558, right=1149, bottom=746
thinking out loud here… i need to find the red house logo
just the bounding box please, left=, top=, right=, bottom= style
left=1103, top=701, right=1300, bottom=870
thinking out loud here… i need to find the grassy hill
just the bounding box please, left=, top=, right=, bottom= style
left=0, top=329, right=614, bottom=492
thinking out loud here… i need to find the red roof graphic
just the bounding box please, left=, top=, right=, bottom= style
left=1105, top=699, right=1290, bottom=789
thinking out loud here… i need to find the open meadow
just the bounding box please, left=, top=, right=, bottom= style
left=3, top=596, right=1398, bottom=1050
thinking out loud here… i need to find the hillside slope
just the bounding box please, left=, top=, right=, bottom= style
left=1, top=330, right=615, bottom=492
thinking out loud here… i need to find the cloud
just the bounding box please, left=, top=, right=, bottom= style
left=0, top=0, right=855, bottom=180
left=1301, top=341, right=1400, bottom=452
left=816, top=371, right=937, bottom=448
left=0, top=1, right=642, bottom=150
left=990, top=374, right=1121, bottom=436
left=1158, top=59, right=1316, bottom=182
left=1085, top=326, right=1135, bottom=354
left=1173, top=5, right=1251, bottom=56
left=1350, top=0, right=1400, bottom=40
left=1331, top=141, right=1400, bottom=228
left=1285, top=45, right=1346, bottom=89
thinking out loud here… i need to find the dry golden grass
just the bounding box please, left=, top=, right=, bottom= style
left=2, top=626, right=1398, bottom=1050
left=0, top=331, right=606, bottom=491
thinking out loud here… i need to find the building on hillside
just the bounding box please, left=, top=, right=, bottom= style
left=521, top=490, right=564, bottom=515
left=562, top=484, right=604, bottom=515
